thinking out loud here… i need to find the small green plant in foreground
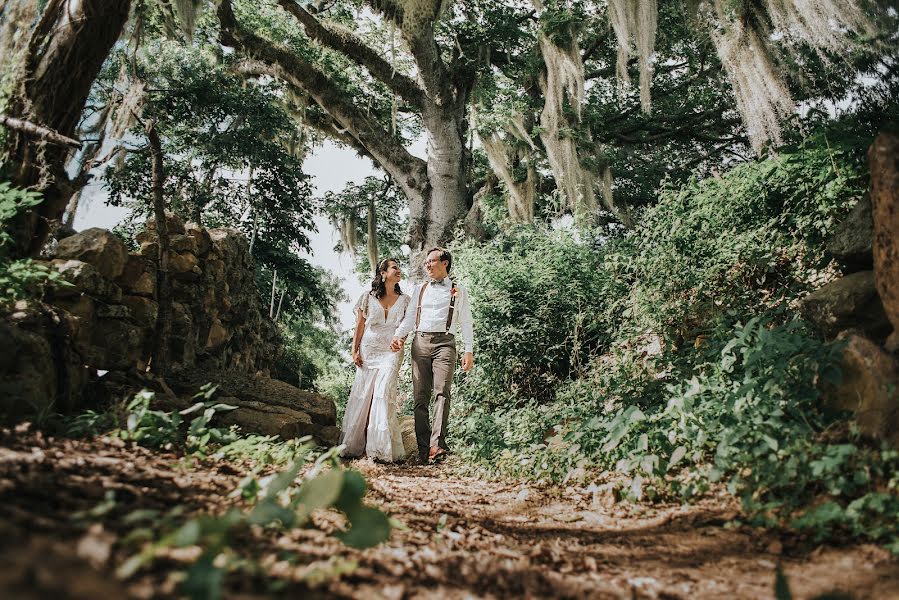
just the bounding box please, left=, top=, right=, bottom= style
left=116, top=444, right=390, bottom=599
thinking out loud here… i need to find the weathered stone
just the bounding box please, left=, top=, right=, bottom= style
left=85, top=319, right=142, bottom=371
left=205, top=318, right=230, bottom=350
left=138, top=241, right=160, bottom=259
left=95, top=303, right=131, bottom=320
left=169, top=370, right=337, bottom=445
left=47, top=293, right=95, bottom=352
left=169, top=252, right=201, bottom=281
left=186, top=223, right=212, bottom=255
left=869, top=132, right=899, bottom=350
left=134, top=229, right=158, bottom=246
left=169, top=234, right=198, bottom=255
left=146, top=211, right=186, bottom=235
left=0, top=303, right=88, bottom=419
left=209, top=228, right=250, bottom=264
left=798, top=271, right=891, bottom=341
left=169, top=302, right=196, bottom=367
left=121, top=296, right=158, bottom=328
left=826, top=197, right=873, bottom=272
left=49, top=260, right=122, bottom=303
left=0, top=319, right=55, bottom=420
left=47, top=292, right=94, bottom=321
left=117, top=253, right=157, bottom=298
left=55, top=228, right=128, bottom=280
left=825, top=333, right=899, bottom=448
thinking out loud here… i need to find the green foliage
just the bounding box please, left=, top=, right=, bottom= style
left=452, top=113, right=899, bottom=550
left=453, top=226, right=628, bottom=403
left=0, top=180, right=42, bottom=251
left=319, top=176, right=409, bottom=275
left=117, top=446, right=390, bottom=599
left=104, top=385, right=239, bottom=455
left=0, top=258, right=67, bottom=304
left=0, top=181, right=68, bottom=304
left=623, top=126, right=869, bottom=339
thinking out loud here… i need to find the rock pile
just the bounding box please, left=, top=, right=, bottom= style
left=804, top=132, right=899, bottom=448
left=0, top=215, right=337, bottom=444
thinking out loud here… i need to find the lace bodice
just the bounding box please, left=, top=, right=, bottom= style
left=355, top=292, right=411, bottom=347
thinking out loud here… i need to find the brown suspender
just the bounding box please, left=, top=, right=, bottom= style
left=415, top=282, right=429, bottom=329
left=446, top=280, right=456, bottom=331
left=414, top=280, right=457, bottom=333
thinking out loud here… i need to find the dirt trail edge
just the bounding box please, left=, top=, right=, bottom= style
left=1, top=430, right=897, bottom=599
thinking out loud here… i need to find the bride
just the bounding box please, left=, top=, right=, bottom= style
left=340, top=258, right=409, bottom=461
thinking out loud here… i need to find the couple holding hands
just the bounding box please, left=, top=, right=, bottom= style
left=339, top=248, right=474, bottom=465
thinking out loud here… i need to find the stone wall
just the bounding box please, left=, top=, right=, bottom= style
left=801, top=132, right=899, bottom=448
left=44, top=214, right=281, bottom=377
left=0, top=214, right=342, bottom=441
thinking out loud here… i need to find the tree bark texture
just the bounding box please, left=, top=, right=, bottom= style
left=3, top=0, right=131, bottom=256
left=218, top=0, right=471, bottom=267
left=147, top=122, right=172, bottom=378
left=869, top=132, right=899, bottom=351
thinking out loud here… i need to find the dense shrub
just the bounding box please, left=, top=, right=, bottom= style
left=449, top=115, right=899, bottom=550
left=620, top=129, right=867, bottom=340
left=452, top=227, right=629, bottom=404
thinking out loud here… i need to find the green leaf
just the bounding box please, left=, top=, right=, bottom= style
left=668, top=446, right=687, bottom=471
left=264, top=459, right=304, bottom=501
left=294, top=468, right=345, bottom=519
left=180, top=553, right=225, bottom=600
left=173, top=519, right=201, bottom=547
left=775, top=564, right=792, bottom=600
left=336, top=505, right=391, bottom=549
left=248, top=499, right=296, bottom=527
left=335, top=470, right=367, bottom=511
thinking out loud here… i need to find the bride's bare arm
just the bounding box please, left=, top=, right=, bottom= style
left=351, top=306, right=366, bottom=366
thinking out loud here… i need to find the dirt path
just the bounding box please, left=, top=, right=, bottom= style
left=1, top=429, right=897, bottom=599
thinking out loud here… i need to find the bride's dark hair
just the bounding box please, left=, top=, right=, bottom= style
left=371, top=258, right=402, bottom=299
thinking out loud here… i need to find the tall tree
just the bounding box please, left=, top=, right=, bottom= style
left=0, top=0, right=132, bottom=255
left=216, top=0, right=491, bottom=258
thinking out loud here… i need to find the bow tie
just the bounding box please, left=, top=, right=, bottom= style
left=429, top=278, right=448, bottom=286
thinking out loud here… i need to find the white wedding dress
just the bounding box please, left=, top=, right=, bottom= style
left=339, top=291, right=410, bottom=461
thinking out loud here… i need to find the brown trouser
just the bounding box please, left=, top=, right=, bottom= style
left=411, top=332, right=456, bottom=458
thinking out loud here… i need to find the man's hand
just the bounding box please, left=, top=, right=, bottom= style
left=390, top=337, right=403, bottom=352
left=352, top=349, right=363, bottom=367
left=461, top=352, right=474, bottom=372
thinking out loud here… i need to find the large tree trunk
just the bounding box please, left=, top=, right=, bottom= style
left=2, top=0, right=131, bottom=256
left=409, top=101, right=469, bottom=263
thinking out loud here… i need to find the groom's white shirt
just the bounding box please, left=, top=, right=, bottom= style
left=394, top=277, right=474, bottom=353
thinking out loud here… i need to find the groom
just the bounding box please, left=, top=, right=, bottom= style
left=391, top=248, right=474, bottom=465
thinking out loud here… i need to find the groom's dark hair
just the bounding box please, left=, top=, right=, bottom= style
left=427, top=247, right=452, bottom=273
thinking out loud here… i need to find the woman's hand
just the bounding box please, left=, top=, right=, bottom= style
left=352, top=349, right=363, bottom=367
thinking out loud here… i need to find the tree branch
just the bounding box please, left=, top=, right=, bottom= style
left=0, top=115, right=82, bottom=148
left=219, top=1, right=428, bottom=198
left=277, top=0, right=424, bottom=108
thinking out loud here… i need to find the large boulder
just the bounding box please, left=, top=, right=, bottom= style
left=825, top=333, right=899, bottom=448
left=869, top=132, right=899, bottom=350
left=185, top=222, right=212, bottom=255
left=798, top=271, right=892, bottom=341
left=49, top=259, right=122, bottom=303
left=55, top=228, right=128, bottom=280
left=826, top=197, right=873, bottom=272
left=117, top=253, right=156, bottom=297
left=169, top=369, right=338, bottom=446
left=145, top=211, right=186, bottom=235
left=84, top=318, right=143, bottom=371
left=0, top=302, right=88, bottom=419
